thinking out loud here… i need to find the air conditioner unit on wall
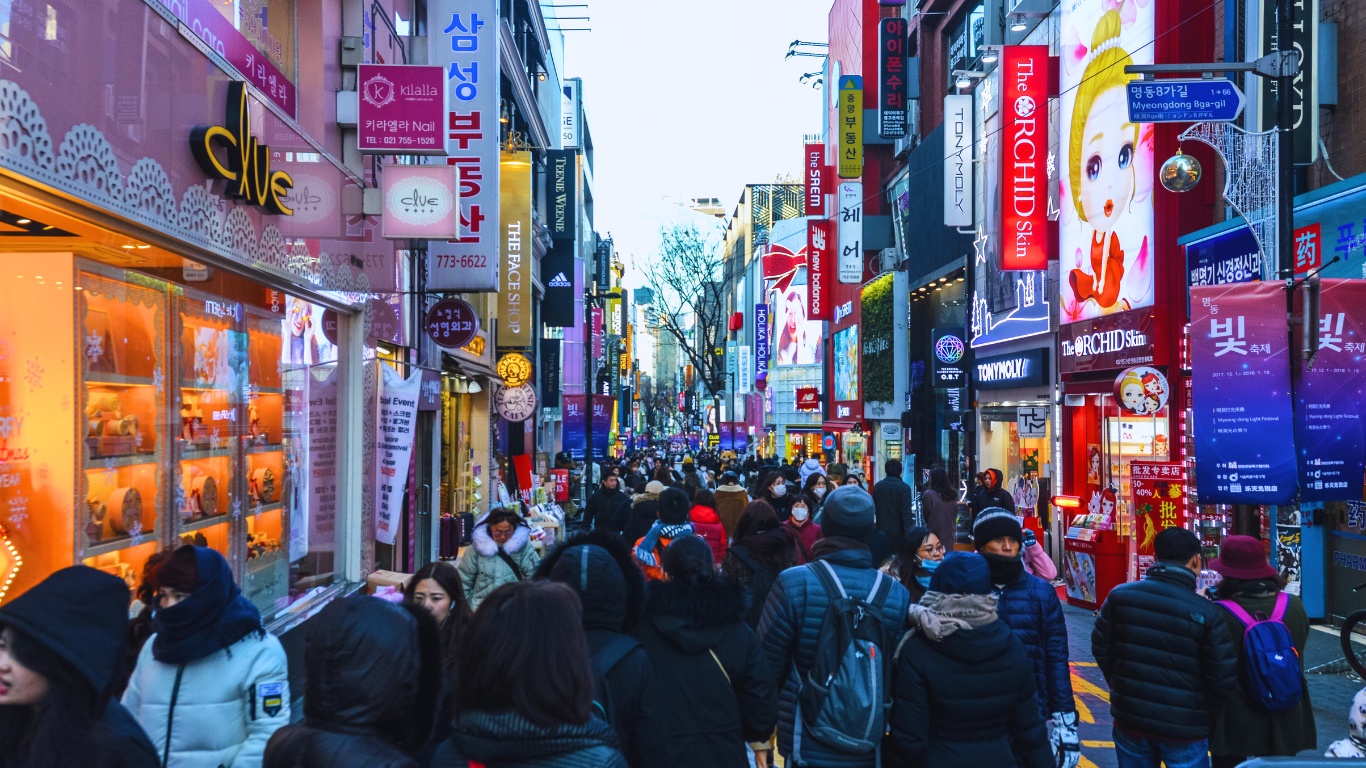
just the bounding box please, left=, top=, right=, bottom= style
left=878, top=247, right=902, bottom=274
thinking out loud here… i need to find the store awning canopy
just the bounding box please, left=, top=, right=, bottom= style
left=822, top=420, right=865, bottom=432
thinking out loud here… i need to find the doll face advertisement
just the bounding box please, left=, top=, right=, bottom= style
left=1059, top=0, right=1156, bottom=324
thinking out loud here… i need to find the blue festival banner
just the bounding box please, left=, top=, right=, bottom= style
left=1296, top=279, right=1366, bottom=501
left=734, top=428, right=750, bottom=453
left=590, top=394, right=613, bottom=460
left=755, top=303, right=771, bottom=387
left=688, top=433, right=701, bottom=451
left=1191, top=282, right=1297, bottom=504
left=563, top=395, right=587, bottom=460
left=720, top=422, right=734, bottom=451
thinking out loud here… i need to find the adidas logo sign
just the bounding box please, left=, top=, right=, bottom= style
left=548, top=272, right=572, bottom=288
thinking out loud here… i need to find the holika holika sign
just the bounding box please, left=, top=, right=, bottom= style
left=191, top=82, right=295, bottom=215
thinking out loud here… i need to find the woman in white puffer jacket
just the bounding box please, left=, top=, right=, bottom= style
left=123, top=545, right=289, bottom=768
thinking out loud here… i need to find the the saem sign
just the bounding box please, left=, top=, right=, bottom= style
left=805, top=143, right=827, bottom=217
left=1001, top=45, right=1049, bottom=271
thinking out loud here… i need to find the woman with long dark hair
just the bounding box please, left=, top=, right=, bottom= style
left=430, top=581, right=627, bottom=767
left=882, top=527, right=947, bottom=605
left=404, top=561, right=474, bottom=681
left=753, top=471, right=794, bottom=522
left=720, top=501, right=797, bottom=627
left=802, top=472, right=830, bottom=518
left=921, top=468, right=959, bottom=552
left=0, top=567, right=158, bottom=768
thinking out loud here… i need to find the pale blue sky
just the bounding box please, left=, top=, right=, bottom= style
left=558, top=0, right=831, bottom=287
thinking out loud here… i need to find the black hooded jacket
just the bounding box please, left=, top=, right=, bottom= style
left=969, top=469, right=1016, bottom=520
left=535, top=530, right=667, bottom=767
left=264, top=596, right=441, bottom=768
left=888, top=619, right=1053, bottom=768
left=638, top=578, right=777, bottom=768
left=0, top=566, right=158, bottom=768
left=586, top=484, right=630, bottom=531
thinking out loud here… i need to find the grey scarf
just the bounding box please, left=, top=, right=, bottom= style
left=906, top=591, right=999, bottom=641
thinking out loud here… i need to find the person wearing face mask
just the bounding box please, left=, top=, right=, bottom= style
left=755, top=471, right=794, bottom=522
left=781, top=496, right=824, bottom=565
left=883, top=527, right=946, bottom=605
left=973, top=509, right=1080, bottom=768
left=802, top=473, right=830, bottom=519
left=0, top=566, right=159, bottom=768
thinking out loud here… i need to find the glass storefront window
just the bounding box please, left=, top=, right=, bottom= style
left=977, top=410, right=1051, bottom=516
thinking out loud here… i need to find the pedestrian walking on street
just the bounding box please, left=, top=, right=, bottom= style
left=802, top=473, right=830, bottom=518
left=123, top=545, right=289, bottom=768
left=755, top=471, right=795, bottom=522
left=969, top=468, right=1016, bottom=522
left=404, top=561, right=473, bottom=747
left=1206, top=535, right=1316, bottom=767
left=429, top=581, right=627, bottom=768
left=689, top=488, right=729, bottom=566
left=872, top=459, right=915, bottom=545
left=585, top=473, right=630, bottom=531
left=722, top=500, right=797, bottom=627
left=538, top=531, right=668, bottom=767
left=782, top=495, right=823, bottom=565
left=883, top=526, right=945, bottom=605
left=620, top=480, right=665, bottom=544
left=633, top=487, right=695, bottom=582
left=1092, top=527, right=1238, bottom=768
left=263, top=596, right=442, bottom=768
left=886, top=553, right=1054, bottom=768
left=920, top=468, right=960, bottom=552
left=974, top=509, right=1080, bottom=768
left=798, top=457, right=824, bottom=487
left=455, top=508, right=541, bottom=611
left=639, top=536, right=777, bottom=768
left=715, top=472, right=750, bottom=539
left=755, top=485, right=912, bottom=768
left=0, top=566, right=159, bottom=768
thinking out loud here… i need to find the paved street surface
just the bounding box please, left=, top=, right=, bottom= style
left=1063, top=602, right=1363, bottom=767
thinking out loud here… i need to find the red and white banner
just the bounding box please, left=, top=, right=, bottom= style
left=805, top=143, right=827, bottom=217
left=796, top=386, right=821, bottom=411
left=808, top=219, right=833, bottom=320
left=1001, top=45, right=1050, bottom=271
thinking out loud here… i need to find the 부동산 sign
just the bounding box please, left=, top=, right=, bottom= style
left=1191, top=282, right=1296, bottom=504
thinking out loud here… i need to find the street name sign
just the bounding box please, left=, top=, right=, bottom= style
left=1126, top=78, right=1245, bottom=123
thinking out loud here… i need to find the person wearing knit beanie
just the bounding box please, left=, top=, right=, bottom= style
left=820, top=485, right=877, bottom=544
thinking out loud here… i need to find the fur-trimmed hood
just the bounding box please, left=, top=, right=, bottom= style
left=471, top=521, right=531, bottom=557
left=631, top=491, right=659, bottom=507
left=645, top=577, right=748, bottom=655
left=533, top=528, right=645, bottom=633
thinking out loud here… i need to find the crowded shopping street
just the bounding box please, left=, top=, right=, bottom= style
left=4, top=0, right=1366, bottom=765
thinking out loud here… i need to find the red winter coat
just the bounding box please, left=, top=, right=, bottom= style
left=783, top=519, right=824, bottom=564
left=690, top=505, right=728, bottom=566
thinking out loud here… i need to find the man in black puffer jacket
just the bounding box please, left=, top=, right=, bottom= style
left=1092, top=527, right=1238, bottom=767
left=536, top=530, right=667, bottom=767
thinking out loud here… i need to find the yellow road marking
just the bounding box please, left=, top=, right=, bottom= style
left=1080, top=756, right=1101, bottom=768
left=1071, top=670, right=1112, bottom=704
left=1072, top=661, right=1099, bottom=667
left=1082, top=740, right=1115, bottom=748
left=1074, top=693, right=1095, bottom=724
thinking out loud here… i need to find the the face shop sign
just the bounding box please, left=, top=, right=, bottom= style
left=973, top=348, right=1048, bottom=389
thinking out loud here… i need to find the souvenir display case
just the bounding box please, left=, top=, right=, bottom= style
left=78, top=269, right=168, bottom=590
left=241, top=308, right=289, bottom=612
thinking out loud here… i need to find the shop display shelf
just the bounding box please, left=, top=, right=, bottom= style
left=83, top=452, right=156, bottom=470
left=179, top=446, right=233, bottom=461
left=84, top=535, right=149, bottom=558
left=245, top=501, right=283, bottom=518
left=179, top=382, right=233, bottom=392
left=86, top=373, right=157, bottom=388
left=252, top=387, right=284, bottom=396
left=246, top=443, right=284, bottom=455
left=181, top=514, right=230, bottom=534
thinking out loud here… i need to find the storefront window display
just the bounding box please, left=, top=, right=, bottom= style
left=976, top=408, right=1050, bottom=516
left=0, top=241, right=349, bottom=615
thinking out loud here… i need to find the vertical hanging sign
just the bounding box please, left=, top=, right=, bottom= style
left=1260, top=0, right=1319, bottom=163
left=429, top=0, right=500, bottom=291
left=838, top=183, right=864, bottom=284
left=755, top=303, right=771, bottom=389
left=1295, top=279, right=1366, bottom=502
left=943, top=94, right=974, bottom=227
left=499, top=151, right=533, bottom=347
left=1001, top=45, right=1050, bottom=271
left=878, top=18, right=908, bottom=138
left=543, top=150, right=576, bottom=328
left=805, top=143, right=827, bottom=217
left=838, top=76, right=864, bottom=178
left=1191, top=282, right=1297, bottom=504
left=376, top=367, right=423, bottom=545
left=808, top=219, right=833, bottom=319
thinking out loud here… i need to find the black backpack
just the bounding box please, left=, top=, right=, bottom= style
left=591, top=633, right=641, bottom=733
left=729, top=544, right=779, bottom=627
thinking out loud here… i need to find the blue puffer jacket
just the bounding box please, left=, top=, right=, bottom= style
left=995, top=569, right=1075, bottom=717
left=756, top=545, right=912, bottom=768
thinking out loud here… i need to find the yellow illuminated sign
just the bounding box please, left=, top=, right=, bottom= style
left=839, top=76, right=864, bottom=179
left=496, top=352, right=533, bottom=387
left=191, top=82, right=295, bottom=215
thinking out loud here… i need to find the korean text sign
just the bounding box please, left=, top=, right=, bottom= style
left=177, top=0, right=295, bottom=116
left=428, top=0, right=500, bottom=291
left=878, top=19, right=908, bottom=138
left=838, top=183, right=863, bottom=284
left=1001, top=45, right=1049, bottom=271
left=1131, top=461, right=1186, bottom=569
left=1191, top=282, right=1296, bottom=504
left=564, top=395, right=587, bottom=460
left=838, top=76, right=863, bottom=178
left=1295, top=279, right=1366, bottom=502
left=358, top=65, right=447, bottom=154
left=808, top=219, right=833, bottom=319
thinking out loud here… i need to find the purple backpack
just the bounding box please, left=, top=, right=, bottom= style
left=1217, top=593, right=1303, bottom=712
